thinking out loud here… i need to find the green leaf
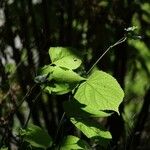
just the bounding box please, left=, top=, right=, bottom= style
left=51, top=66, right=85, bottom=83
left=38, top=65, right=85, bottom=83
left=74, top=71, right=124, bottom=113
left=20, top=124, right=52, bottom=149
left=64, top=100, right=112, bottom=118
left=59, top=135, right=90, bottom=150
left=71, top=117, right=112, bottom=146
left=44, top=82, right=75, bottom=95
left=36, top=65, right=54, bottom=82
left=36, top=65, right=85, bottom=95
left=49, top=47, right=82, bottom=70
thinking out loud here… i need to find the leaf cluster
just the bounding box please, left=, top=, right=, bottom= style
left=20, top=47, right=124, bottom=149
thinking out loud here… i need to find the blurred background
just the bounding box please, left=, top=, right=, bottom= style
left=0, top=0, right=150, bottom=149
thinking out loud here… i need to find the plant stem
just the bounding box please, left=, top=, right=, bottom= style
left=55, top=112, right=66, bottom=140
left=87, top=36, right=127, bottom=75
left=54, top=95, right=72, bottom=145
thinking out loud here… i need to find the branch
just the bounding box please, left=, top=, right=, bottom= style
left=87, top=36, right=127, bottom=75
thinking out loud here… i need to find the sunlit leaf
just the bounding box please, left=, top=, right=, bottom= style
left=36, top=65, right=85, bottom=95
left=71, top=117, right=112, bottom=146
left=49, top=47, right=82, bottom=70
left=59, top=135, right=90, bottom=150
left=44, top=82, right=75, bottom=95
left=52, top=66, right=85, bottom=83
left=74, top=71, right=124, bottom=113
left=37, top=65, right=85, bottom=83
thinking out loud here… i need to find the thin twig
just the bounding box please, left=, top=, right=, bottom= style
left=87, top=36, right=127, bottom=74
left=23, top=86, right=46, bottom=128
left=17, top=84, right=37, bottom=109
left=54, top=95, right=72, bottom=144
left=54, top=112, right=66, bottom=141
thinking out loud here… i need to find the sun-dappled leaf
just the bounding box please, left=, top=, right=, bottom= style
left=71, top=117, right=112, bottom=146
left=36, top=65, right=85, bottom=95
left=49, top=47, right=82, bottom=70
left=20, top=124, right=52, bottom=149
left=59, top=135, right=90, bottom=150
left=64, top=100, right=112, bottom=118
left=74, top=71, right=124, bottom=113
left=43, top=82, right=75, bottom=95
left=37, top=65, right=85, bottom=83
left=51, top=66, right=86, bottom=83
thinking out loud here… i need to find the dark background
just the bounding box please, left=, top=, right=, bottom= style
left=0, top=0, right=150, bottom=149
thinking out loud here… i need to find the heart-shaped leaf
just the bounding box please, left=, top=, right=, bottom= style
left=74, top=71, right=124, bottom=113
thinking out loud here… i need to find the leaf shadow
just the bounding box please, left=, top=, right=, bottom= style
left=63, top=100, right=97, bottom=119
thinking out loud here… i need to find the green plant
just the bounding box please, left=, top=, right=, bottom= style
left=19, top=45, right=125, bottom=149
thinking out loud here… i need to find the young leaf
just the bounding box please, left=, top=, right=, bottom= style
left=71, top=117, right=112, bottom=145
left=20, top=124, right=53, bottom=149
left=59, top=135, right=90, bottom=150
left=49, top=47, right=82, bottom=70
left=74, top=71, right=124, bottom=113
